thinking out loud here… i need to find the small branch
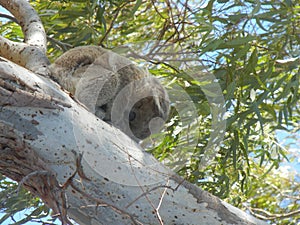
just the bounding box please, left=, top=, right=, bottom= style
left=0, top=36, right=50, bottom=75
left=98, top=2, right=128, bottom=45
left=0, top=0, right=47, bottom=52
left=0, top=0, right=49, bottom=74
left=126, top=153, right=165, bottom=225
left=125, top=46, right=180, bottom=73
left=21, top=171, right=73, bottom=225
left=60, top=152, right=143, bottom=225
left=247, top=206, right=300, bottom=220
left=125, top=184, right=174, bottom=209
left=17, top=170, right=49, bottom=193
left=155, top=180, right=169, bottom=225
left=0, top=13, right=18, bottom=23
left=47, top=36, right=73, bottom=52
left=150, top=0, right=167, bottom=19
left=70, top=182, right=143, bottom=225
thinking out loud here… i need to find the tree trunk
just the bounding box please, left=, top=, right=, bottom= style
left=0, top=1, right=268, bottom=224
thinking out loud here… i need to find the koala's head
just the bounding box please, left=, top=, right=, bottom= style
left=129, top=93, right=169, bottom=140
left=110, top=75, right=170, bottom=141
left=49, top=45, right=169, bottom=141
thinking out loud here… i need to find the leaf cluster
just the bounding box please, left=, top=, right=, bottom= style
left=0, top=175, right=56, bottom=224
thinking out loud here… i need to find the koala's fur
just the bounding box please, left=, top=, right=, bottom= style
left=49, top=46, right=169, bottom=140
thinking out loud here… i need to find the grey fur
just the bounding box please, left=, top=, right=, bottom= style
left=49, top=46, right=169, bottom=140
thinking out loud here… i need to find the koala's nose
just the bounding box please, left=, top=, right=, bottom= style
left=129, top=111, right=136, bottom=121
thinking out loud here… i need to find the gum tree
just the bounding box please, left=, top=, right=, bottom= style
left=0, top=0, right=299, bottom=225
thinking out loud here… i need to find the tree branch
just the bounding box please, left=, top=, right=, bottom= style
left=0, top=0, right=47, bottom=51
left=0, top=13, right=18, bottom=23
left=0, top=57, right=269, bottom=225
left=0, top=0, right=49, bottom=74
left=0, top=1, right=270, bottom=224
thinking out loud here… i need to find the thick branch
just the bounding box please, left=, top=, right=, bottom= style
left=0, top=1, right=269, bottom=224
left=0, top=58, right=268, bottom=225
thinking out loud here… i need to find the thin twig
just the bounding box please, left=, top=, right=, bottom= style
left=126, top=183, right=174, bottom=208
left=247, top=205, right=300, bottom=220
left=0, top=13, right=18, bottom=23
left=98, top=2, right=128, bottom=45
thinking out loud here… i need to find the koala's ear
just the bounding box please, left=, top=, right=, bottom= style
left=72, top=55, right=95, bottom=69
left=51, top=46, right=107, bottom=71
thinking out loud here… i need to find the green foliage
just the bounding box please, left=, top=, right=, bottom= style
left=0, top=175, right=56, bottom=224
left=0, top=0, right=299, bottom=224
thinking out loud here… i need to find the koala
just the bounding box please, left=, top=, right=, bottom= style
left=49, top=46, right=169, bottom=141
